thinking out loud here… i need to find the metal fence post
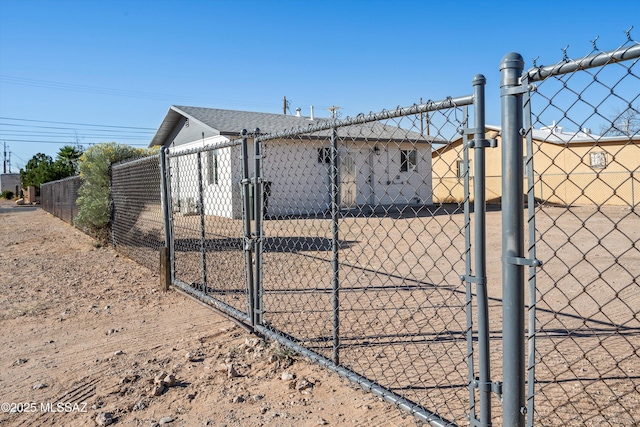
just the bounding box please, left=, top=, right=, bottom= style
left=160, top=147, right=173, bottom=290
left=240, top=130, right=256, bottom=326
left=632, top=169, right=636, bottom=210
left=160, top=148, right=172, bottom=254
left=463, top=105, right=477, bottom=423
left=330, top=126, right=340, bottom=365
left=500, top=52, right=526, bottom=427
left=254, top=129, right=264, bottom=325
left=472, top=74, right=492, bottom=427
left=197, top=151, right=208, bottom=292
left=165, top=155, right=176, bottom=284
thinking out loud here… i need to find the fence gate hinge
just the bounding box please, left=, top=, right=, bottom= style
left=466, top=139, right=498, bottom=149
left=460, top=274, right=487, bottom=285
left=472, top=378, right=503, bottom=399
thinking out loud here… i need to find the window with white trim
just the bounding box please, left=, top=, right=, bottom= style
left=317, top=147, right=331, bottom=164
left=400, top=150, right=417, bottom=172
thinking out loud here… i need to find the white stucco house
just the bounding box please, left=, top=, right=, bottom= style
left=149, top=106, right=436, bottom=219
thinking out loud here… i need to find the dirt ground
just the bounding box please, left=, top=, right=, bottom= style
left=0, top=200, right=422, bottom=427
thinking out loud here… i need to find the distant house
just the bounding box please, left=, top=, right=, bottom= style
left=0, top=173, right=20, bottom=196
left=432, top=123, right=640, bottom=207
left=149, top=106, right=436, bottom=218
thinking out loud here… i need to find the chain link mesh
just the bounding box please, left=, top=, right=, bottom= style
left=40, top=175, right=82, bottom=224
left=525, top=36, right=640, bottom=426
left=167, top=142, right=250, bottom=316
left=257, top=107, right=474, bottom=424
left=111, top=155, right=165, bottom=271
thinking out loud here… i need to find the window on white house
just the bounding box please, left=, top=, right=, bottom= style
left=400, top=150, right=417, bottom=172
left=318, top=147, right=331, bottom=164
left=589, top=151, right=607, bottom=169
left=207, top=150, right=218, bottom=184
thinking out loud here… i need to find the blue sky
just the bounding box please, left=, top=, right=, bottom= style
left=0, top=0, right=638, bottom=170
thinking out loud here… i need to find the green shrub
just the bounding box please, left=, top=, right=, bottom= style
left=74, top=142, right=157, bottom=239
left=1, top=190, right=14, bottom=200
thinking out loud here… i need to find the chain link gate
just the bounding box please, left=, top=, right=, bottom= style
left=501, top=34, right=640, bottom=427
left=239, top=77, right=491, bottom=426
left=157, top=76, right=492, bottom=425
left=163, top=139, right=253, bottom=323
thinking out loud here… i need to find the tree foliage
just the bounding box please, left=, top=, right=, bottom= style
left=73, top=142, right=157, bottom=237
left=56, top=145, right=83, bottom=176
left=19, top=153, right=75, bottom=194
left=19, top=146, right=83, bottom=194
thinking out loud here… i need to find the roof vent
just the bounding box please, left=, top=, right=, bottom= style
left=295, top=107, right=301, bottom=117
left=310, top=106, right=314, bottom=120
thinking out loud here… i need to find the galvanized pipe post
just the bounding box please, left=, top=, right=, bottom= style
left=253, top=129, right=264, bottom=325
left=500, top=52, right=526, bottom=427
left=462, top=105, right=477, bottom=422
left=160, top=148, right=173, bottom=290
left=472, top=74, right=492, bottom=427
left=240, top=130, right=256, bottom=326
left=160, top=148, right=172, bottom=257
left=165, top=155, right=176, bottom=284
left=196, top=151, right=208, bottom=293
left=330, top=126, right=340, bottom=365
left=632, top=169, right=636, bottom=210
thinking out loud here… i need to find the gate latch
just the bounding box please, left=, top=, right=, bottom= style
left=503, top=256, right=543, bottom=267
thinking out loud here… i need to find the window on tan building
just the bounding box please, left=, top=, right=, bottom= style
left=457, top=159, right=472, bottom=178
left=589, top=151, right=607, bottom=169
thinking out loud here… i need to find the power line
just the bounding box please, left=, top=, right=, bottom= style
left=0, top=75, right=277, bottom=109
left=1, top=139, right=149, bottom=146
left=0, top=116, right=156, bottom=130
left=0, top=133, right=149, bottom=140
left=0, top=123, right=154, bottom=136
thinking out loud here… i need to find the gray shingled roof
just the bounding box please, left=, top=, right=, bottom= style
left=149, top=105, right=436, bottom=147
left=178, top=105, right=327, bottom=134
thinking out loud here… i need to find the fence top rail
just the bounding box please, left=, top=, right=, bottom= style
left=523, top=41, right=640, bottom=82
left=112, top=153, right=161, bottom=171
left=254, top=95, right=473, bottom=143
left=40, top=175, right=82, bottom=187
left=165, top=137, right=243, bottom=158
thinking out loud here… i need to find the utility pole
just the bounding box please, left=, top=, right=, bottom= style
left=327, top=106, right=341, bottom=119
left=283, top=96, right=287, bottom=115
left=3, top=141, right=6, bottom=173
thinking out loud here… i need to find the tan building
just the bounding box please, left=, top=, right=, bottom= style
left=432, top=124, right=640, bottom=207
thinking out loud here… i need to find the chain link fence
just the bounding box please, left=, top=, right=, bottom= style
left=111, top=154, right=165, bottom=271
left=522, top=35, right=640, bottom=426
left=36, top=32, right=640, bottom=427
left=40, top=175, right=82, bottom=224
left=163, top=89, right=492, bottom=426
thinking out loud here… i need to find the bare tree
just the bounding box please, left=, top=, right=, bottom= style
left=600, top=104, right=640, bottom=136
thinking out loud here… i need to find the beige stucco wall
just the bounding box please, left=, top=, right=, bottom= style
left=432, top=133, right=640, bottom=207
